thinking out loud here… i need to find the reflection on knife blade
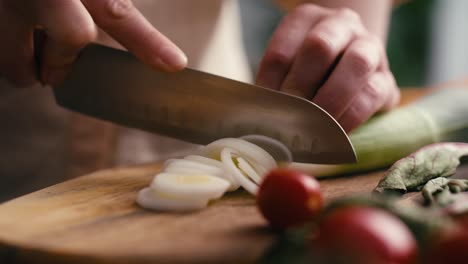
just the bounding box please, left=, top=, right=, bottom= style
left=54, top=44, right=356, bottom=164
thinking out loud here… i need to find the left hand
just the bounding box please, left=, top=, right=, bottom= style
left=256, top=4, right=399, bottom=132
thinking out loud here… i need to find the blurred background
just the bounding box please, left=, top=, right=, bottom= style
left=239, top=0, right=468, bottom=88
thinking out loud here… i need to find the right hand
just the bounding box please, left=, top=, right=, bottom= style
left=0, top=0, right=187, bottom=87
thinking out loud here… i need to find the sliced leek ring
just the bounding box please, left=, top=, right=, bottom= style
left=164, top=159, right=226, bottom=179
left=150, top=173, right=230, bottom=200
left=221, top=148, right=259, bottom=195
left=183, top=155, right=225, bottom=168
left=201, top=138, right=277, bottom=170
left=163, top=158, right=239, bottom=191
left=137, top=136, right=290, bottom=212
left=236, top=157, right=262, bottom=184
left=137, top=187, right=209, bottom=212
left=240, top=134, right=292, bottom=163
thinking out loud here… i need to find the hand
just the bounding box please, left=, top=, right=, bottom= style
left=0, top=0, right=187, bottom=87
left=256, top=4, right=399, bottom=132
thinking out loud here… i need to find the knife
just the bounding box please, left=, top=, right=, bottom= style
left=53, top=44, right=356, bottom=164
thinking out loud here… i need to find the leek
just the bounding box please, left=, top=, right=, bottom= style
left=291, top=88, right=468, bottom=177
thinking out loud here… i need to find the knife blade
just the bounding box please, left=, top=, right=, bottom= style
left=54, top=44, right=356, bottom=164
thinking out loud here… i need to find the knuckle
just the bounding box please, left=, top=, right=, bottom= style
left=346, top=102, right=370, bottom=129
left=366, top=33, right=380, bottom=44
left=347, top=48, right=376, bottom=76
left=263, top=49, right=292, bottom=70
left=363, top=79, right=382, bottom=102
left=105, top=0, right=134, bottom=19
left=335, top=7, right=365, bottom=33
left=336, top=7, right=360, bottom=22
left=346, top=95, right=376, bottom=122
left=345, top=104, right=362, bottom=122
left=88, top=0, right=135, bottom=26
left=366, top=34, right=384, bottom=51
left=292, top=3, right=323, bottom=18
left=304, top=32, right=335, bottom=61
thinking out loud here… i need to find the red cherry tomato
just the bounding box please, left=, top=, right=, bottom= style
left=452, top=211, right=468, bottom=231
left=443, top=193, right=468, bottom=230
left=257, top=168, right=323, bottom=230
left=450, top=213, right=468, bottom=231
left=458, top=216, right=468, bottom=231
left=313, top=206, right=418, bottom=264
left=425, top=229, right=468, bottom=264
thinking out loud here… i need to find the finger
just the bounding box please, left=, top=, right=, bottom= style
left=81, top=0, right=187, bottom=72
left=313, top=37, right=382, bottom=119
left=280, top=8, right=365, bottom=98
left=338, top=71, right=397, bottom=132
left=32, top=0, right=97, bottom=86
left=0, top=8, right=36, bottom=87
left=381, top=72, right=400, bottom=110
left=256, top=4, right=330, bottom=90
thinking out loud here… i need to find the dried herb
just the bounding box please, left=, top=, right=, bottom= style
left=374, top=143, right=468, bottom=194
left=422, top=177, right=468, bottom=206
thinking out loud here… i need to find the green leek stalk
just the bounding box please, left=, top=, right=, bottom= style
left=291, top=88, right=468, bottom=178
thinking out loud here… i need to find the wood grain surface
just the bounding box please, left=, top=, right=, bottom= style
left=0, top=164, right=270, bottom=264
left=2, top=163, right=466, bottom=264
left=0, top=86, right=466, bottom=264
left=0, top=163, right=394, bottom=264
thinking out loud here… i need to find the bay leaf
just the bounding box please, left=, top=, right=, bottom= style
left=374, top=143, right=468, bottom=194
left=422, top=177, right=468, bottom=206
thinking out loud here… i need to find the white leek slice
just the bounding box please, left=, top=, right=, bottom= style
left=164, top=159, right=225, bottom=177
left=162, top=167, right=238, bottom=191
left=221, top=148, right=258, bottom=195
left=164, top=166, right=210, bottom=175
left=183, top=155, right=225, bottom=168
left=182, top=155, right=240, bottom=190
left=150, top=173, right=230, bottom=200
left=137, top=187, right=209, bottom=212
left=137, top=136, right=291, bottom=212
left=166, top=158, right=239, bottom=191
left=240, top=134, right=293, bottom=163
left=236, top=157, right=261, bottom=184
left=242, top=158, right=268, bottom=179
left=201, top=138, right=277, bottom=170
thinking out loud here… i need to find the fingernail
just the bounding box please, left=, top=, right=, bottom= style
left=156, top=46, right=187, bottom=72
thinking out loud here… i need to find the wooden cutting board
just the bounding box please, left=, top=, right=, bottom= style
left=0, top=88, right=452, bottom=264
left=0, top=164, right=394, bottom=264
left=2, top=163, right=466, bottom=264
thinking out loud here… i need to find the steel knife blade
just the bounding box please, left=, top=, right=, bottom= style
left=54, top=44, right=356, bottom=164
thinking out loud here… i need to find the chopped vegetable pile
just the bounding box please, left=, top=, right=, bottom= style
left=137, top=135, right=292, bottom=212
